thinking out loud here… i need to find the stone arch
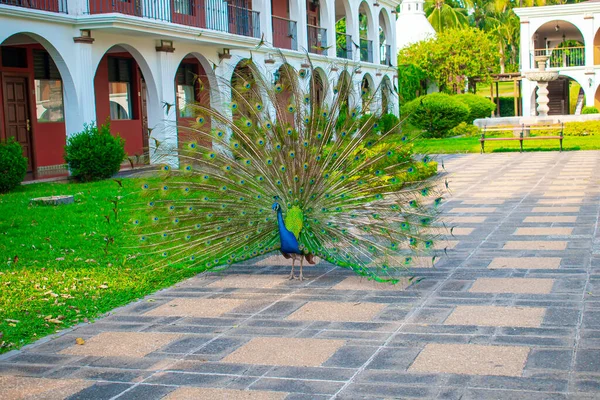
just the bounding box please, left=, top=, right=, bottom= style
left=0, top=31, right=78, bottom=177
left=274, top=62, right=298, bottom=126
left=337, top=70, right=353, bottom=114
left=380, top=75, right=393, bottom=114
left=530, top=74, right=586, bottom=115
left=358, top=1, right=377, bottom=62
left=334, top=0, right=356, bottom=59
left=93, top=43, right=160, bottom=160
left=378, top=8, right=393, bottom=65
left=310, top=67, right=328, bottom=109
left=531, top=20, right=585, bottom=69
left=230, top=58, right=263, bottom=122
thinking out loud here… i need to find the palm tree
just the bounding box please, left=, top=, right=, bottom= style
left=425, top=0, right=470, bottom=33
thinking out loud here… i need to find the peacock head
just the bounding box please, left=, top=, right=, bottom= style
left=272, top=196, right=281, bottom=212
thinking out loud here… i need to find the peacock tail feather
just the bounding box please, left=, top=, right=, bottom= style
left=125, top=55, right=446, bottom=283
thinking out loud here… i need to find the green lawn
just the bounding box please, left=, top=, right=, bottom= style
left=0, top=178, right=207, bottom=354
left=412, top=135, right=600, bottom=154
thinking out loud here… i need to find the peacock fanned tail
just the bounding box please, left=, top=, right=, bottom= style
left=126, top=55, right=446, bottom=283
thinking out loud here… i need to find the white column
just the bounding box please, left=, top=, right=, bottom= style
left=520, top=18, right=531, bottom=71
left=151, top=50, right=178, bottom=166
left=371, top=6, right=380, bottom=65
left=388, top=7, right=397, bottom=67
left=349, top=0, right=360, bottom=63
left=294, top=0, right=309, bottom=53
left=68, top=41, right=96, bottom=136
left=257, top=0, right=273, bottom=45
left=522, top=78, right=535, bottom=116
left=584, top=15, right=595, bottom=69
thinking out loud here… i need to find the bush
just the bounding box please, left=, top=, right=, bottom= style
left=582, top=106, right=599, bottom=114
left=450, top=122, right=481, bottom=137
left=455, top=94, right=495, bottom=123
left=380, top=113, right=400, bottom=133
left=401, top=93, right=469, bottom=138
left=498, top=97, right=515, bottom=117
left=0, top=138, right=27, bottom=193
left=64, top=122, right=125, bottom=182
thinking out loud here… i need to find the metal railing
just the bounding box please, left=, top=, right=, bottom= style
left=307, top=24, right=327, bottom=55
left=86, top=0, right=260, bottom=38
left=380, top=44, right=391, bottom=66
left=0, top=0, right=67, bottom=13
left=532, top=47, right=585, bottom=68
left=360, top=38, right=373, bottom=63
left=272, top=15, right=297, bottom=50
left=336, top=32, right=352, bottom=59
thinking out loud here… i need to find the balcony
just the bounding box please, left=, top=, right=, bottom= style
left=360, top=38, right=373, bottom=63
left=1, top=0, right=67, bottom=13
left=307, top=24, right=327, bottom=55
left=531, top=47, right=585, bottom=69
left=87, top=0, right=260, bottom=38
left=380, top=44, right=391, bottom=66
left=272, top=15, right=297, bottom=51
left=336, top=32, right=352, bottom=60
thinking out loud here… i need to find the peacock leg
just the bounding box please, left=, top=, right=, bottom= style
left=289, top=259, right=295, bottom=280
left=299, top=257, right=304, bottom=281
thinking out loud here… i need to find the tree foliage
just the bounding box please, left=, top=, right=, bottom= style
left=398, top=28, right=499, bottom=94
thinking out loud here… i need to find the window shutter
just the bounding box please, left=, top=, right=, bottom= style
left=33, top=50, right=62, bottom=80
left=108, top=57, right=132, bottom=82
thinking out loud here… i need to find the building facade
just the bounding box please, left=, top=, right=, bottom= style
left=0, top=0, right=398, bottom=179
left=516, top=1, right=600, bottom=116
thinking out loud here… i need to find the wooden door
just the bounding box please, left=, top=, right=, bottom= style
left=140, top=79, right=149, bottom=162
left=3, top=75, right=33, bottom=172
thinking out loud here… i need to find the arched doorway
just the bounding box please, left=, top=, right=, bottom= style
left=530, top=75, right=585, bottom=115
left=358, top=1, right=374, bottom=63
left=531, top=20, right=584, bottom=69
left=379, top=9, right=392, bottom=66
left=310, top=67, right=327, bottom=110
left=230, top=59, right=261, bottom=124
left=0, top=33, right=72, bottom=179
left=274, top=63, right=298, bottom=127
left=337, top=70, right=352, bottom=116
left=307, top=0, right=329, bottom=55
left=335, top=0, right=354, bottom=59
left=381, top=76, right=393, bottom=114
left=94, top=45, right=154, bottom=163
left=361, top=73, right=374, bottom=112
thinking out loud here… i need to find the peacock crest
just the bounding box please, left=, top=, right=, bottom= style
left=127, top=55, right=445, bottom=283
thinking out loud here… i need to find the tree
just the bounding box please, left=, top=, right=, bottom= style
left=425, top=0, right=470, bottom=32
left=398, top=27, right=499, bottom=94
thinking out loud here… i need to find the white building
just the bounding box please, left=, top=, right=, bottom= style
left=0, top=0, right=398, bottom=179
left=516, top=1, right=600, bottom=116
left=395, top=0, right=435, bottom=50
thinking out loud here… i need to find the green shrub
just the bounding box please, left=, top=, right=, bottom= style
left=64, top=122, right=125, bottom=182
left=498, top=97, right=515, bottom=117
left=0, top=138, right=27, bottom=193
left=380, top=113, right=400, bottom=133
left=401, top=93, right=469, bottom=138
left=455, top=94, right=495, bottom=123
left=450, top=122, right=481, bottom=137
left=582, top=106, right=599, bottom=114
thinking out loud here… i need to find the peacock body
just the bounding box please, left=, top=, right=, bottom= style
left=129, top=56, right=444, bottom=283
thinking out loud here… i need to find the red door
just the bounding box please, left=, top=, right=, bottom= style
left=3, top=75, right=33, bottom=172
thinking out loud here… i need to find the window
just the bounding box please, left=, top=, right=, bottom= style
left=1, top=47, right=27, bottom=68
left=108, top=57, right=133, bottom=120
left=176, top=63, right=197, bottom=117
left=33, top=50, right=64, bottom=122
left=173, top=0, right=192, bottom=14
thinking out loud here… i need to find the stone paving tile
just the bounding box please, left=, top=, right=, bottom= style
left=0, top=376, right=92, bottom=400
left=523, top=216, right=578, bottom=223
left=503, top=241, right=568, bottom=251
left=144, top=298, right=247, bottom=317
left=532, top=206, right=581, bottom=213
left=488, top=257, right=561, bottom=269
left=287, top=301, right=386, bottom=322
left=444, top=306, right=545, bottom=327
left=469, top=278, right=555, bottom=294
left=514, top=227, right=573, bottom=236
left=61, top=332, right=182, bottom=358
left=222, top=337, right=345, bottom=367
left=409, top=344, right=529, bottom=377
left=164, top=387, right=287, bottom=399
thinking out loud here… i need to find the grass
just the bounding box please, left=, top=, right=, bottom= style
left=0, top=178, right=208, bottom=354
left=412, top=134, right=600, bottom=154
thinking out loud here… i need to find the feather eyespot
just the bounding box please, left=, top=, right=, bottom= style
left=246, top=120, right=253, bottom=127
left=286, top=128, right=293, bottom=135
left=142, top=184, right=149, bottom=189
left=196, top=116, right=205, bottom=124
left=133, top=220, right=139, bottom=225
left=163, top=165, right=170, bottom=171
left=163, top=186, right=168, bottom=191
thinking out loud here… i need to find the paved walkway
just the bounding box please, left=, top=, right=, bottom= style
left=2, top=152, right=600, bottom=399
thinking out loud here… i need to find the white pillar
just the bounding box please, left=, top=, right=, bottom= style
left=69, top=41, right=96, bottom=135
left=371, top=6, right=380, bottom=65
left=294, top=0, right=309, bottom=53
left=151, top=50, right=178, bottom=166
left=584, top=15, right=595, bottom=69
left=257, top=0, right=273, bottom=45
left=349, top=0, right=360, bottom=63
left=520, top=18, right=531, bottom=71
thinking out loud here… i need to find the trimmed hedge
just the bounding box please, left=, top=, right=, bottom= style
left=0, top=138, right=28, bottom=193
left=64, top=122, right=125, bottom=182
left=582, top=106, right=599, bottom=114
left=455, top=94, right=495, bottom=123
left=401, top=93, right=469, bottom=138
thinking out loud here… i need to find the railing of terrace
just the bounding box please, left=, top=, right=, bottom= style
left=360, top=38, right=373, bottom=63
left=86, top=0, right=260, bottom=38
left=307, top=24, right=327, bottom=55
left=532, top=47, right=585, bottom=69
left=0, top=0, right=67, bottom=13
left=336, top=32, right=352, bottom=60
left=272, top=15, right=297, bottom=50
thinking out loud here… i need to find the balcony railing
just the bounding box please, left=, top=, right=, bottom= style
left=1, top=0, right=67, bottom=13
left=272, top=15, right=297, bottom=50
left=532, top=47, right=585, bottom=69
left=360, top=38, right=373, bottom=63
left=336, top=32, right=352, bottom=60
left=87, top=0, right=260, bottom=38
left=307, top=24, right=327, bottom=55
left=380, top=44, right=391, bottom=66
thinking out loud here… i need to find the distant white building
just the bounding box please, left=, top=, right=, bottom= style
left=515, top=1, right=600, bottom=116
left=396, top=0, right=436, bottom=49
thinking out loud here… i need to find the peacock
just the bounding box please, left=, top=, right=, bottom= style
left=128, top=56, right=445, bottom=284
